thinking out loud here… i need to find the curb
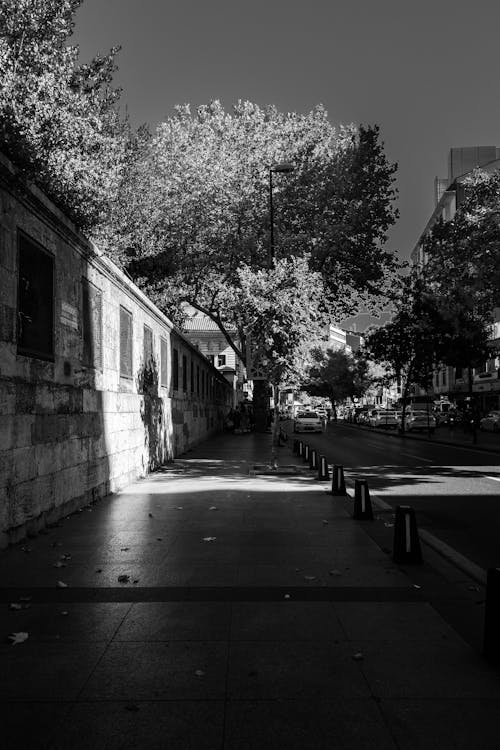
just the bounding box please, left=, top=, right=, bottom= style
left=365, top=488, right=487, bottom=586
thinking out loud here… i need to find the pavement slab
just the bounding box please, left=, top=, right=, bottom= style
left=1, top=430, right=500, bottom=748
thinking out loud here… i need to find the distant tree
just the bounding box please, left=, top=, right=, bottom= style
left=304, top=347, right=371, bottom=417
left=0, top=0, right=128, bottom=228
left=364, top=277, right=444, bottom=431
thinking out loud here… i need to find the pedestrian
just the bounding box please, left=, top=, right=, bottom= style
left=233, top=406, right=241, bottom=433
left=240, top=403, right=250, bottom=433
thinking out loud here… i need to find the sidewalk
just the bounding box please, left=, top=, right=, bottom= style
left=2, top=432, right=500, bottom=749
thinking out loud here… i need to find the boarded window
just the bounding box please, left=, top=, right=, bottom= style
left=119, top=306, right=133, bottom=378
left=190, top=359, right=194, bottom=392
left=172, top=348, right=179, bottom=390
left=17, top=232, right=54, bottom=360
left=82, top=278, right=102, bottom=369
left=182, top=355, right=187, bottom=391
left=201, top=370, right=205, bottom=397
left=206, top=354, right=215, bottom=366
left=196, top=365, right=200, bottom=394
left=160, top=337, right=168, bottom=387
left=143, top=325, right=153, bottom=365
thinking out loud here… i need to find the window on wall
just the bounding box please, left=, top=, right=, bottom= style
left=190, top=359, right=194, bottom=392
left=119, top=306, right=133, bottom=378
left=182, top=354, right=187, bottom=391
left=143, top=325, right=153, bottom=366
left=82, top=278, right=102, bottom=370
left=160, top=337, right=168, bottom=387
left=196, top=365, right=200, bottom=394
left=17, top=232, right=54, bottom=361
left=206, top=354, right=215, bottom=366
left=201, top=370, right=205, bottom=397
left=217, top=354, right=226, bottom=367
left=172, top=348, right=179, bottom=390
left=442, top=369, right=447, bottom=386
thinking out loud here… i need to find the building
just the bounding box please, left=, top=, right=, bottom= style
left=181, top=305, right=248, bottom=406
left=411, top=146, right=500, bottom=411
left=0, top=152, right=232, bottom=547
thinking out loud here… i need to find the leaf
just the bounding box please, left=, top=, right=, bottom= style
left=118, top=574, right=130, bottom=583
left=53, top=561, right=66, bottom=568
left=352, top=652, right=364, bottom=661
left=303, top=575, right=317, bottom=581
left=8, top=603, right=22, bottom=611
left=209, top=506, right=218, bottom=511
left=56, top=581, right=68, bottom=588
left=329, top=569, right=342, bottom=576
left=202, top=537, right=217, bottom=542
left=195, top=669, right=205, bottom=677
left=7, top=632, right=29, bottom=645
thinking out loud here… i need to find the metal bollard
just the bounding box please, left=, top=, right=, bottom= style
left=309, top=448, right=318, bottom=470
left=483, top=568, right=500, bottom=666
left=317, top=454, right=329, bottom=480
left=353, top=479, right=373, bottom=520
left=331, top=464, right=347, bottom=496
left=293, top=439, right=300, bottom=455
left=392, top=505, right=422, bottom=564
left=303, top=444, right=310, bottom=463
left=299, top=441, right=304, bottom=458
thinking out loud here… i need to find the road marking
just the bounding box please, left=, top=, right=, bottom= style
left=485, top=475, right=500, bottom=482
left=400, top=452, right=433, bottom=463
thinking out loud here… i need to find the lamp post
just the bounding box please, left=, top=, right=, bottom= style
left=269, top=162, right=294, bottom=266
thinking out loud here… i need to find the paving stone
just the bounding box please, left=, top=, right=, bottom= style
left=50, top=701, right=225, bottom=750
left=115, top=602, right=231, bottom=641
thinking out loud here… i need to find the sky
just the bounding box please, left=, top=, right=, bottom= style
left=73, top=0, right=500, bottom=328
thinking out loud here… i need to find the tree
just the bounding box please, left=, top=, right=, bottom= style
left=99, top=101, right=399, bottom=429
left=304, top=347, right=371, bottom=417
left=364, top=277, right=444, bottom=431
left=0, top=0, right=128, bottom=229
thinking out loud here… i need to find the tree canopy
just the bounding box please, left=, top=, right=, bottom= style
left=304, top=346, right=371, bottom=409
left=0, top=0, right=128, bottom=228
left=100, top=100, right=399, bottom=366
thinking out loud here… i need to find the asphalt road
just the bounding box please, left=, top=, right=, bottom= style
left=285, top=421, right=500, bottom=574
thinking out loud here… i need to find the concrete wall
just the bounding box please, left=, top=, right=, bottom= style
left=0, top=153, right=232, bottom=547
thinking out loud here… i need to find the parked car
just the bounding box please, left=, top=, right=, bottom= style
left=369, top=409, right=400, bottom=429
left=479, top=411, right=500, bottom=432
left=293, top=411, right=323, bottom=433
left=398, top=409, right=436, bottom=433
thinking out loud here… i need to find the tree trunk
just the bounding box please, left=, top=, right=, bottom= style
left=270, top=384, right=281, bottom=468
left=253, top=379, right=270, bottom=433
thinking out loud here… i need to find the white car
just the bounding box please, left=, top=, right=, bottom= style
left=399, top=410, right=436, bottom=433
left=369, top=409, right=400, bottom=429
left=293, top=411, right=323, bottom=433
left=480, top=411, right=500, bottom=432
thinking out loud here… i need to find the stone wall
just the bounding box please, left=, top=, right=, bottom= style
left=0, top=154, right=232, bottom=547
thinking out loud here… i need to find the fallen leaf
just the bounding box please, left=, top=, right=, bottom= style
left=125, top=704, right=140, bottom=712
left=412, top=584, right=422, bottom=589
left=352, top=652, right=364, bottom=661
left=60, top=611, right=69, bottom=616
left=53, top=561, right=66, bottom=568
left=209, top=506, right=218, bottom=511
left=202, top=537, right=217, bottom=542
left=118, top=574, right=130, bottom=583
left=8, top=603, right=22, bottom=611
left=303, top=575, right=317, bottom=581
left=120, top=547, right=130, bottom=551
left=322, top=520, right=329, bottom=525
left=56, top=581, right=68, bottom=588
left=195, top=669, right=205, bottom=677
left=7, top=631, right=29, bottom=645
left=329, top=569, right=342, bottom=576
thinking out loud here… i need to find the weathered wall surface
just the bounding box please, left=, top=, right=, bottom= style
left=0, top=154, right=232, bottom=547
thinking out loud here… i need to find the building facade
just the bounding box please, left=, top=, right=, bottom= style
left=0, top=153, right=232, bottom=547
left=411, top=147, right=500, bottom=412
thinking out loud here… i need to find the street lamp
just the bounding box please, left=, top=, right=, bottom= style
left=269, top=162, right=294, bottom=266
